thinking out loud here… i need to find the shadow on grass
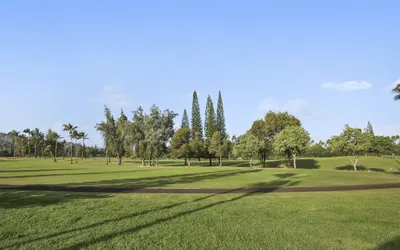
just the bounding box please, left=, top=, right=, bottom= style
left=0, top=190, right=109, bottom=209
left=373, top=235, right=400, bottom=250
left=0, top=169, right=146, bottom=179
left=2, top=174, right=298, bottom=249
left=67, top=169, right=263, bottom=189
left=266, top=159, right=320, bottom=169
left=0, top=168, right=87, bottom=173
left=335, top=165, right=389, bottom=173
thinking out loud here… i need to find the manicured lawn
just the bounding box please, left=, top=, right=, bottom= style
left=1, top=189, right=400, bottom=249
left=0, top=157, right=399, bottom=189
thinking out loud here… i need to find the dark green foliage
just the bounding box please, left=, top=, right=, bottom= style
left=181, top=109, right=190, bottom=129
left=216, top=91, right=227, bottom=140
left=366, top=121, right=375, bottom=136
left=265, top=111, right=301, bottom=138
left=204, top=95, right=216, bottom=140
left=191, top=91, right=203, bottom=138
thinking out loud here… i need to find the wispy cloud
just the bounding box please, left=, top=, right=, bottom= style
left=321, top=81, right=372, bottom=92
left=258, top=98, right=312, bottom=118
left=89, top=84, right=129, bottom=107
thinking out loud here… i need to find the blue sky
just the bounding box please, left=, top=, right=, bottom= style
left=0, top=0, right=399, bottom=146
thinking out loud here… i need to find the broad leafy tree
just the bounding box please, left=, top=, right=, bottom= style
left=273, top=126, right=310, bottom=169
left=23, top=128, right=31, bottom=157
left=171, top=128, right=192, bottom=166
left=328, top=125, right=370, bottom=171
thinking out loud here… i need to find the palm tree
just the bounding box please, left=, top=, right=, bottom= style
left=393, top=83, right=400, bottom=101
left=31, top=128, right=43, bottom=158
left=62, top=123, right=77, bottom=164
left=23, top=128, right=31, bottom=157
left=8, top=130, right=20, bottom=157
left=73, top=130, right=83, bottom=163
left=79, top=132, right=89, bottom=159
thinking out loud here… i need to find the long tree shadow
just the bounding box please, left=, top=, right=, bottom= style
left=0, top=168, right=87, bottom=173
left=62, top=169, right=262, bottom=189
left=3, top=174, right=297, bottom=249
left=373, top=235, right=400, bottom=250
left=0, top=169, right=147, bottom=179
left=335, top=165, right=389, bottom=173
left=61, top=178, right=295, bottom=250
left=0, top=190, right=110, bottom=209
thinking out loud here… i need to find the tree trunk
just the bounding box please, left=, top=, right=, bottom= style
left=75, top=141, right=79, bottom=163
left=54, top=140, right=58, bottom=163
left=70, top=138, right=73, bottom=164
left=250, top=158, right=252, bottom=168
left=34, top=143, right=37, bottom=158
left=348, top=155, right=358, bottom=171
left=219, top=156, right=222, bottom=167
left=293, top=153, right=297, bottom=169
left=188, top=158, right=191, bottom=167
left=209, top=157, right=212, bottom=166
left=27, top=137, right=30, bottom=158
left=156, top=158, right=158, bottom=167
left=141, top=159, right=144, bottom=167
left=118, top=156, right=122, bottom=165
left=184, top=157, right=187, bottom=166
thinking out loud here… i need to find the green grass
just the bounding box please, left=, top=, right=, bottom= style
left=1, top=157, right=400, bottom=249
left=0, top=157, right=399, bottom=189
left=1, top=189, right=400, bottom=249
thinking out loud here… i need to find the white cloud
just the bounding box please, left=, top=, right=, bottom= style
left=89, top=84, right=129, bottom=107
left=321, top=81, right=372, bottom=92
left=258, top=98, right=311, bottom=118
left=387, top=79, right=400, bottom=91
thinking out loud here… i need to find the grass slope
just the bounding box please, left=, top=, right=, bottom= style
left=0, top=157, right=399, bottom=189
left=1, top=189, right=400, bottom=250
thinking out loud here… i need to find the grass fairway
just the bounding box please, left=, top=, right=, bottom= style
left=1, top=157, right=400, bottom=249
left=0, top=157, right=399, bottom=189
left=1, top=189, right=400, bottom=249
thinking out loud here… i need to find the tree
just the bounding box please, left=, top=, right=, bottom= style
left=365, top=121, right=374, bottom=136
left=204, top=95, right=216, bottom=140
left=31, top=128, right=44, bottom=159
left=8, top=130, right=19, bottom=157
left=73, top=130, right=83, bottom=163
left=216, top=91, right=227, bottom=140
left=79, top=132, right=89, bottom=159
left=181, top=109, right=190, bottom=129
left=191, top=91, right=203, bottom=138
left=189, top=132, right=204, bottom=164
left=249, top=120, right=270, bottom=167
left=62, top=123, right=77, bottom=164
left=171, top=128, right=192, bottom=166
left=209, top=131, right=229, bottom=166
left=234, top=132, right=262, bottom=167
left=131, top=106, right=147, bottom=166
left=328, top=125, right=370, bottom=171
left=115, top=110, right=129, bottom=165
left=392, top=83, right=400, bottom=101
left=273, top=126, right=310, bottom=169
left=265, top=111, right=301, bottom=138
left=23, top=128, right=31, bottom=157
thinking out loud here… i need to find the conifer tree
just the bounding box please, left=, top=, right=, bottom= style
left=204, top=95, right=216, bottom=140
left=191, top=91, right=203, bottom=137
left=216, top=91, right=227, bottom=140
left=181, top=109, right=190, bottom=129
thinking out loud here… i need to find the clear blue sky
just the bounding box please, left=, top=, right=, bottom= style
left=1, top=0, right=399, bottom=146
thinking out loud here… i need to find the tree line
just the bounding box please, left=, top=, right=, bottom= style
left=2, top=90, right=400, bottom=171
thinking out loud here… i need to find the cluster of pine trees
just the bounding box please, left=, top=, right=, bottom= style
left=171, top=91, right=230, bottom=166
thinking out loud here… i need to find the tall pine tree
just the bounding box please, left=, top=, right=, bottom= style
left=366, top=121, right=374, bottom=136
left=191, top=91, right=203, bottom=137
left=216, top=91, right=227, bottom=140
left=204, top=95, right=216, bottom=140
left=181, top=109, right=190, bottom=129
